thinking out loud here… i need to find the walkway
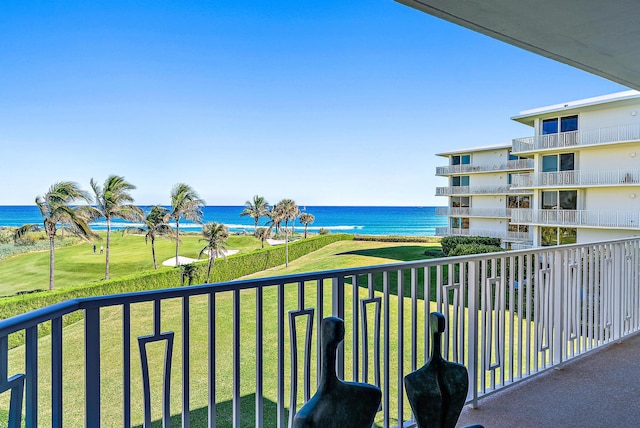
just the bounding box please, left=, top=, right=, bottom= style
left=456, top=331, right=640, bottom=428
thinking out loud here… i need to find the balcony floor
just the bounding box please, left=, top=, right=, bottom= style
left=456, top=331, right=640, bottom=428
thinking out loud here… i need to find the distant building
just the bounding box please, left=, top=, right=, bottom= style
left=436, top=90, right=640, bottom=248
left=435, top=144, right=534, bottom=249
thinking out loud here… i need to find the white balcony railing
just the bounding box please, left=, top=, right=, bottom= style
left=435, top=207, right=512, bottom=218
left=512, top=123, right=640, bottom=153
left=436, top=159, right=534, bottom=175
left=435, top=185, right=532, bottom=196
left=1, top=238, right=639, bottom=427
left=512, top=208, right=640, bottom=229
left=511, top=168, right=640, bottom=188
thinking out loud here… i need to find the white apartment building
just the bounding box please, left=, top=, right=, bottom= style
left=435, top=144, right=534, bottom=248
left=437, top=90, right=640, bottom=247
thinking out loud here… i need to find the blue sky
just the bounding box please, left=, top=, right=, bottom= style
left=0, top=0, right=627, bottom=206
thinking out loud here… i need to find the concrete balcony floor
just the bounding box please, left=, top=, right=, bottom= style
left=456, top=331, right=640, bottom=428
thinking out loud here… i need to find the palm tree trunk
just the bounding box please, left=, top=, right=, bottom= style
left=254, top=217, right=258, bottom=235
left=151, top=238, right=157, bottom=270
left=207, top=256, right=213, bottom=283
left=304, top=224, right=308, bottom=239
left=175, top=220, right=180, bottom=266
left=105, top=218, right=111, bottom=279
left=49, top=236, right=55, bottom=290
left=285, top=228, right=289, bottom=267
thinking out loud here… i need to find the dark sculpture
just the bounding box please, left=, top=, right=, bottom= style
left=293, top=317, right=382, bottom=428
left=404, top=312, right=482, bottom=428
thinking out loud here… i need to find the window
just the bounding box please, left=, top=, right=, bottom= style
left=451, top=217, right=469, bottom=229
left=508, top=151, right=528, bottom=161
left=508, top=224, right=529, bottom=233
left=542, top=115, right=578, bottom=134
left=451, top=155, right=470, bottom=165
left=541, top=153, right=574, bottom=172
left=541, top=190, right=577, bottom=210
left=508, top=195, right=530, bottom=208
left=452, top=176, right=469, bottom=187
left=541, top=227, right=577, bottom=246
left=451, top=197, right=470, bottom=208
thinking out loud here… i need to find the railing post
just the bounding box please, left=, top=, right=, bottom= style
left=467, top=261, right=479, bottom=408
left=85, top=308, right=101, bottom=427
left=332, top=277, right=345, bottom=379
left=612, top=244, right=624, bottom=341
left=552, top=250, right=564, bottom=367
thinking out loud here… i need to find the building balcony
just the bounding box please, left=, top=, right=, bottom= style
left=511, top=208, right=640, bottom=229
left=2, top=238, right=638, bottom=426
left=435, top=159, right=534, bottom=176
left=512, top=123, right=640, bottom=154
left=435, top=185, right=533, bottom=196
left=435, top=207, right=512, bottom=218
left=511, top=168, right=640, bottom=188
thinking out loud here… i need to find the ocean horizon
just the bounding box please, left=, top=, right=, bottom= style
left=0, top=205, right=448, bottom=236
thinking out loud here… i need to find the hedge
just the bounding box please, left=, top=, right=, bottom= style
left=448, top=243, right=504, bottom=256
left=440, top=236, right=501, bottom=256
left=354, top=235, right=441, bottom=243
left=0, top=234, right=353, bottom=346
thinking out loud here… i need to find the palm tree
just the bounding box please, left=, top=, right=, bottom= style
left=170, top=183, right=205, bottom=267
left=91, top=175, right=143, bottom=280
left=266, top=204, right=285, bottom=235
left=34, top=181, right=94, bottom=290
left=199, top=222, right=229, bottom=283
left=240, top=195, right=269, bottom=235
left=122, top=206, right=174, bottom=269
left=299, top=213, right=315, bottom=239
left=255, top=227, right=270, bottom=249
left=277, top=199, right=299, bottom=267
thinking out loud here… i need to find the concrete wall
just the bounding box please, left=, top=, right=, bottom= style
left=578, top=143, right=640, bottom=171
left=472, top=195, right=506, bottom=209
left=579, top=228, right=640, bottom=243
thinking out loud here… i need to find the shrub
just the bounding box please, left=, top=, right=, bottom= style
left=354, top=235, right=441, bottom=243
left=448, top=243, right=504, bottom=256
left=0, top=229, right=12, bottom=244
left=423, top=249, right=445, bottom=258
left=318, top=228, right=330, bottom=235
left=441, top=236, right=501, bottom=256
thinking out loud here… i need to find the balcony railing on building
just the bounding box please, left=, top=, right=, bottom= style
left=435, top=159, right=534, bottom=176
left=512, top=123, right=640, bottom=153
left=435, top=185, right=532, bottom=196
left=435, top=207, right=512, bottom=218
left=435, top=227, right=532, bottom=243
left=512, top=208, right=640, bottom=229
left=511, top=168, right=640, bottom=188
left=1, top=238, right=639, bottom=427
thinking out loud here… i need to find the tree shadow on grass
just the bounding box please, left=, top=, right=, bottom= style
left=132, top=393, right=287, bottom=428
left=337, top=245, right=438, bottom=263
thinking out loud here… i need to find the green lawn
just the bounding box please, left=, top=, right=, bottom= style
left=1, top=239, right=443, bottom=427
left=0, top=233, right=265, bottom=296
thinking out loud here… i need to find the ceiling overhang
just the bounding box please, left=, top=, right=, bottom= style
left=396, top=0, right=640, bottom=90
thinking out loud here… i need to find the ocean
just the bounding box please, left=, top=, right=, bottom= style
left=0, top=205, right=447, bottom=236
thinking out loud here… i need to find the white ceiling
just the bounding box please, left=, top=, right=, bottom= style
left=396, top=0, right=640, bottom=90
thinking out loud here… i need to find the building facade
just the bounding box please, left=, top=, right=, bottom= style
left=437, top=90, right=640, bottom=247
left=435, top=144, right=534, bottom=248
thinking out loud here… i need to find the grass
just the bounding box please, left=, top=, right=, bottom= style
left=0, top=233, right=265, bottom=297
left=1, top=239, right=444, bottom=427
